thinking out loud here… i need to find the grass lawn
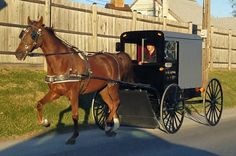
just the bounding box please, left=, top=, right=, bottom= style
left=0, top=68, right=235, bottom=138
left=209, top=71, right=236, bottom=108
left=0, top=68, right=94, bottom=138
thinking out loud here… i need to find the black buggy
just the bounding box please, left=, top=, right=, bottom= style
left=92, top=30, right=223, bottom=133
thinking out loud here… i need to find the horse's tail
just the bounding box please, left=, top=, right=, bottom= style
left=116, top=52, right=134, bottom=83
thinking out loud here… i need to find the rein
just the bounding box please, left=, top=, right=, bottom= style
left=0, top=50, right=104, bottom=57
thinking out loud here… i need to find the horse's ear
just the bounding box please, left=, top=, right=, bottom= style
left=27, top=16, right=33, bottom=25
left=38, top=16, right=43, bottom=25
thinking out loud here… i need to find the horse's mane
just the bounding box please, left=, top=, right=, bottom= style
left=45, top=26, right=56, bottom=36
left=44, top=26, right=78, bottom=50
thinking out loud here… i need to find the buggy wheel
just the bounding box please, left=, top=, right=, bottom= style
left=160, top=84, right=185, bottom=133
left=91, top=92, right=109, bottom=130
left=203, top=78, right=223, bottom=126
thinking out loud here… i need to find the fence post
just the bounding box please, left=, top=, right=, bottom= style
left=45, top=0, right=51, bottom=27
left=210, top=26, right=214, bottom=71
left=163, top=17, right=167, bottom=30
left=92, top=3, right=98, bottom=52
left=44, top=0, right=51, bottom=71
left=132, top=11, right=137, bottom=31
left=228, top=29, right=232, bottom=70
left=188, top=22, right=192, bottom=34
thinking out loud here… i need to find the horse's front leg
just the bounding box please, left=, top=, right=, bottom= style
left=66, top=90, right=79, bottom=145
left=37, top=91, right=60, bottom=127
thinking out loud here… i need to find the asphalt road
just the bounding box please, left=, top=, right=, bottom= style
left=0, top=108, right=236, bottom=156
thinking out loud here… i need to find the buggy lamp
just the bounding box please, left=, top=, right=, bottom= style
left=195, top=87, right=205, bottom=93
left=159, top=67, right=165, bottom=71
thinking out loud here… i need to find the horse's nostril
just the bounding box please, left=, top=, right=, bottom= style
left=15, top=52, right=25, bottom=60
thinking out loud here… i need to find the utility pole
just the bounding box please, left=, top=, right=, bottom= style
left=44, top=0, right=51, bottom=71
left=202, top=0, right=211, bottom=88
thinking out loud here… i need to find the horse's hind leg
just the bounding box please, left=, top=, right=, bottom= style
left=66, top=90, right=79, bottom=145
left=56, top=105, right=71, bottom=128
left=99, top=84, right=120, bottom=136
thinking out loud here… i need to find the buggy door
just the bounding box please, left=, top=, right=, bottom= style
left=123, top=38, right=165, bottom=92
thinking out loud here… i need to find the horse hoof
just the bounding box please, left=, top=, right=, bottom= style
left=65, top=138, right=76, bottom=145
left=105, top=130, right=117, bottom=137
left=42, top=119, right=51, bottom=127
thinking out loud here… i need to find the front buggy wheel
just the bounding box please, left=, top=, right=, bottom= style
left=91, top=92, right=109, bottom=130
left=160, top=84, right=185, bottom=134
left=203, top=78, right=223, bottom=126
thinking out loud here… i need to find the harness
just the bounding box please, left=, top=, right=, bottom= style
left=45, top=73, right=88, bottom=83
left=18, top=24, right=121, bottom=86
left=44, top=45, right=92, bottom=84
left=44, top=52, right=121, bottom=84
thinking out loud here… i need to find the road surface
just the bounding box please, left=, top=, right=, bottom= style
left=0, top=108, right=236, bottom=156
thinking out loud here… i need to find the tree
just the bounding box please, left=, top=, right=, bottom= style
left=229, top=0, right=236, bottom=16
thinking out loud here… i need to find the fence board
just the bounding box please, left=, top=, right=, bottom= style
left=1, top=0, right=236, bottom=70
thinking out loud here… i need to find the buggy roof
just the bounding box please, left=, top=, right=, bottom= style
left=120, top=30, right=201, bottom=43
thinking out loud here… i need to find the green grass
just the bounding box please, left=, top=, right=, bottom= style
left=0, top=69, right=235, bottom=138
left=209, top=70, right=236, bottom=108
left=0, top=68, right=94, bottom=138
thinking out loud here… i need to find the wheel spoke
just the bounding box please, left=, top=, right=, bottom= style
left=161, top=84, right=184, bottom=133
left=208, top=108, right=213, bottom=122
left=163, top=112, right=170, bottom=120
left=214, top=85, right=220, bottom=98
left=205, top=102, right=211, bottom=109
left=215, top=104, right=221, bottom=113
left=215, top=89, right=221, bottom=97
left=214, top=107, right=219, bottom=119
left=209, top=81, right=214, bottom=95
left=206, top=106, right=211, bottom=116
left=165, top=113, right=171, bottom=124
left=212, top=81, right=218, bottom=97
left=206, top=90, right=212, bottom=99
left=174, top=112, right=181, bottom=126
left=204, top=79, right=223, bottom=126
left=174, top=115, right=179, bottom=129
left=96, top=108, right=104, bottom=116
left=212, top=108, right=216, bottom=124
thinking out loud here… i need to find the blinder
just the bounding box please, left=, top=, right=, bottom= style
left=19, top=26, right=41, bottom=42
left=19, top=28, right=27, bottom=39
left=31, top=30, right=39, bottom=41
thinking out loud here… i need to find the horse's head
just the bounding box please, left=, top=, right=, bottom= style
left=15, top=16, right=44, bottom=60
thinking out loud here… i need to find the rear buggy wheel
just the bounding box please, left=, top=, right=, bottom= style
left=92, top=92, right=109, bottom=130
left=203, top=78, right=223, bottom=126
left=160, top=84, right=185, bottom=134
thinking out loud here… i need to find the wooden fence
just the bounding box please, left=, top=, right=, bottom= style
left=0, top=0, right=236, bottom=70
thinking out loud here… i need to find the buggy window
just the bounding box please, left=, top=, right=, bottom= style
left=165, top=41, right=178, bottom=61
left=124, top=43, right=137, bottom=60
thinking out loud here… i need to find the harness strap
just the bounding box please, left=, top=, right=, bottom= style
left=45, top=74, right=88, bottom=84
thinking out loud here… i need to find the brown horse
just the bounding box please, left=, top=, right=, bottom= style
left=15, top=16, right=133, bottom=144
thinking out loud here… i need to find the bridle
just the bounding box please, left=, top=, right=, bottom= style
left=19, top=25, right=42, bottom=60
left=18, top=25, right=86, bottom=58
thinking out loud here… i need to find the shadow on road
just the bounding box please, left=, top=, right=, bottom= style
left=57, top=93, right=93, bottom=128
left=0, top=127, right=217, bottom=156
left=0, top=93, right=220, bottom=156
